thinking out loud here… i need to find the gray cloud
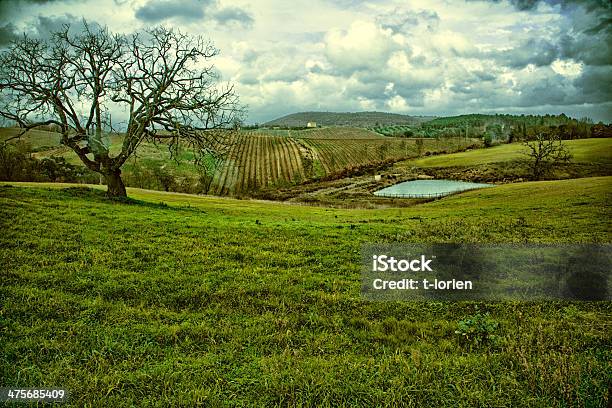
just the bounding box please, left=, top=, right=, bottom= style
left=0, top=23, right=19, bottom=46
left=559, top=31, right=612, bottom=67
left=491, top=38, right=560, bottom=68
left=486, top=3, right=611, bottom=69
left=583, top=16, right=612, bottom=35
left=1, top=14, right=97, bottom=42
left=35, top=14, right=78, bottom=38
left=517, top=77, right=569, bottom=106
left=573, top=65, right=612, bottom=104
left=135, top=0, right=209, bottom=23
left=214, top=7, right=253, bottom=28
left=134, top=0, right=254, bottom=28
left=0, top=0, right=79, bottom=20
left=377, top=9, right=439, bottom=33
left=473, top=71, right=497, bottom=81
left=479, top=0, right=612, bottom=12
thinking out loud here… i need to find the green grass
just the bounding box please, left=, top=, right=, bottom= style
left=404, top=138, right=612, bottom=168
left=0, top=128, right=61, bottom=145
left=1, top=178, right=611, bottom=406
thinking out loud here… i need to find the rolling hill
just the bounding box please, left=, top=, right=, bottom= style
left=1, top=127, right=478, bottom=196
left=1, top=177, right=610, bottom=406
left=263, top=111, right=434, bottom=127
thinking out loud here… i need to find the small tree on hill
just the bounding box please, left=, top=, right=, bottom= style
left=523, top=133, right=572, bottom=180
left=0, top=21, right=242, bottom=197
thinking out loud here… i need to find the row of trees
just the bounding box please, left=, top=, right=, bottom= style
left=369, top=114, right=610, bottom=141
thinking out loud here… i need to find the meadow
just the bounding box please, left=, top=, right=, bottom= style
left=1, top=176, right=611, bottom=407
left=404, top=138, right=612, bottom=168
left=393, top=138, right=612, bottom=183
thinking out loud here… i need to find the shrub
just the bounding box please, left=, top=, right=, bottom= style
left=455, top=313, right=501, bottom=348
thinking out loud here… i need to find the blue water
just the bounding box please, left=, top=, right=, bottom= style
left=374, top=179, right=494, bottom=198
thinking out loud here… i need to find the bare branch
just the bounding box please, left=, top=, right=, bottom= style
left=0, top=22, right=244, bottom=197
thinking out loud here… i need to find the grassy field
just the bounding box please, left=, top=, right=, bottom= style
left=389, top=138, right=612, bottom=184
left=1, top=178, right=611, bottom=407
left=403, top=138, right=612, bottom=168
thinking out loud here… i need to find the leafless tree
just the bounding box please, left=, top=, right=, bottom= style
left=0, top=21, right=243, bottom=197
left=523, top=133, right=572, bottom=180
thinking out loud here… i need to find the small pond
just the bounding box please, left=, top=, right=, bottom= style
left=374, top=179, right=494, bottom=199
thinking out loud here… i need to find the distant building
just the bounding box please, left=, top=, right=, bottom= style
left=306, top=122, right=317, bottom=128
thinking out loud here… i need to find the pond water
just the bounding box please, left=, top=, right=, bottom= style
left=374, top=179, right=494, bottom=198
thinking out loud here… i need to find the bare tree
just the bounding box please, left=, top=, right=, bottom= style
left=0, top=21, right=243, bottom=197
left=523, top=133, right=572, bottom=180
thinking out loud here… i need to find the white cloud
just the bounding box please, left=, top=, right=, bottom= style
left=1, top=0, right=610, bottom=123
left=551, top=59, right=583, bottom=78
left=324, top=20, right=398, bottom=72
left=387, top=95, right=409, bottom=111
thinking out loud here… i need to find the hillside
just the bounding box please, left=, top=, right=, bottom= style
left=1, top=179, right=610, bottom=406
left=1, top=127, right=478, bottom=196
left=388, top=138, right=612, bottom=183
left=264, top=111, right=434, bottom=127
left=405, top=138, right=612, bottom=168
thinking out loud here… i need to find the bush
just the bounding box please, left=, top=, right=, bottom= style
left=0, top=142, right=98, bottom=183
left=0, top=141, right=36, bottom=181
left=153, top=166, right=176, bottom=192
left=483, top=133, right=493, bottom=148
left=39, top=156, right=98, bottom=183
left=455, top=313, right=501, bottom=348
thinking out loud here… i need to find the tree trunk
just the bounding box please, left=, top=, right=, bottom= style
left=103, top=169, right=127, bottom=198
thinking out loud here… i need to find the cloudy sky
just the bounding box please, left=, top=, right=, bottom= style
left=1, top=0, right=611, bottom=123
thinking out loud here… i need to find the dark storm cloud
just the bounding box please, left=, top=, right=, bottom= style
left=506, top=0, right=539, bottom=10
left=0, top=23, right=19, bottom=46
left=558, top=2, right=612, bottom=66
left=134, top=0, right=254, bottom=28
left=135, top=0, right=209, bottom=23
left=0, top=0, right=80, bottom=19
left=35, top=14, right=78, bottom=38
left=478, top=0, right=612, bottom=12
left=518, top=78, right=568, bottom=106
left=583, top=16, right=612, bottom=35
left=0, top=14, right=94, bottom=43
left=214, top=7, right=254, bottom=28
left=573, top=65, right=612, bottom=103
left=559, top=32, right=612, bottom=66
left=491, top=38, right=560, bottom=68
left=486, top=0, right=611, bottom=69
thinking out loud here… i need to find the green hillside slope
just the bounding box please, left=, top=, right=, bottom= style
left=1, top=178, right=610, bottom=406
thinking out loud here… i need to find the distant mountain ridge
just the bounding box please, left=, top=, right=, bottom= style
left=264, top=111, right=435, bottom=127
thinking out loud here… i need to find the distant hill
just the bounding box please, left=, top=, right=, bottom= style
left=264, top=111, right=435, bottom=128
